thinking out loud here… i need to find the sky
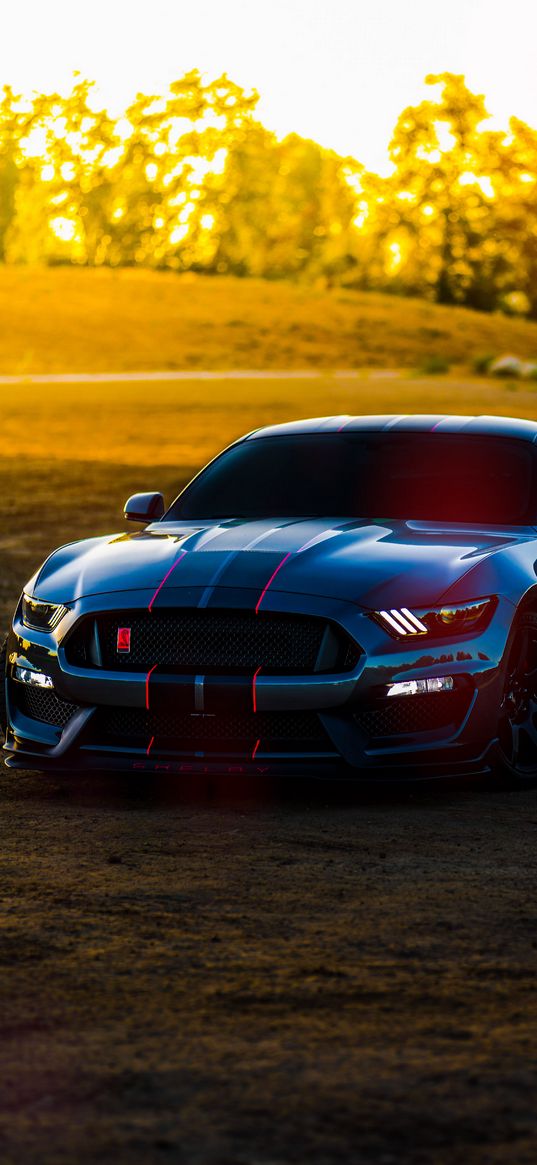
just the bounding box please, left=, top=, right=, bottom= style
left=3, top=0, right=537, bottom=173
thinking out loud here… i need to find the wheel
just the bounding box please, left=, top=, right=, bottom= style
left=0, top=635, right=6, bottom=738
left=498, top=613, right=537, bottom=782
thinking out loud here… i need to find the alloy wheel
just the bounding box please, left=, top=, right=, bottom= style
left=498, top=614, right=537, bottom=780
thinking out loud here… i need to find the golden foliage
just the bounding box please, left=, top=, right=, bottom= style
left=2, top=72, right=537, bottom=314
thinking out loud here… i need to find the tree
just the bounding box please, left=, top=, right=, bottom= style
left=1, top=69, right=536, bottom=317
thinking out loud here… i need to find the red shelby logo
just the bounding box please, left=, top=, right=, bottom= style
left=117, top=627, right=131, bottom=653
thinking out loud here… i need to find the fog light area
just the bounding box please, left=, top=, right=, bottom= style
left=387, top=676, right=454, bottom=697
left=13, top=666, right=54, bottom=689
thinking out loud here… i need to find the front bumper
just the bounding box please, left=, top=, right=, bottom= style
left=3, top=586, right=514, bottom=777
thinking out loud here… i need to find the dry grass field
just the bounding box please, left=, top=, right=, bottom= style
left=4, top=370, right=537, bottom=471
left=1, top=265, right=537, bottom=373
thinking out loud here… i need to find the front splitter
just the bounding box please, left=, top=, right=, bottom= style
left=3, top=746, right=493, bottom=781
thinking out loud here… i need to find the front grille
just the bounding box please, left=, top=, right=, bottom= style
left=66, top=610, right=361, bottom=675
left=93, top=707, right=333, bottom=754
left=353, top=692, right=469, bottom=741
left=16, top=685, right=78, bottom=728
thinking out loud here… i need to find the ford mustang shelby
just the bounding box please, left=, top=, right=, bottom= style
left=4, top=413, right=537, bottom=780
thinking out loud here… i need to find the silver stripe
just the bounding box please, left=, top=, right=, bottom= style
left=296, top=528, right=341, bottom=554
left=198, top=550, right=242, bottom=608
left=198, top=522, right=346, bottom=610
left=382, top=415, right=407, bottom=431
left=198, top=525, right=286, bottom=608
left=243, top=525, right=282, bottom=550
left=194, top=675, right=204, bottom=712
left=188, top=525, right=230, bottom=551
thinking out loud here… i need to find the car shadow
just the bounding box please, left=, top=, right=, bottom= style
left=1, top=763, right=512, bottom=813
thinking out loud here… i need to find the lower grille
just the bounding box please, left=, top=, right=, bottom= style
left=353, top=692, right=469, bottom=741
left=93, top=707, right=333, bottom=754
left=65, top=609, right=361, bottom=675
left=16, top=685, right=78, bottom=728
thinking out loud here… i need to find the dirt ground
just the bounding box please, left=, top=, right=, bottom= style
left=0, top=768, right=536, bottom=1165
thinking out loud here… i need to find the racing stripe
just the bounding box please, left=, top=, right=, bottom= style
left=254, top=526, right=346, bottom=612
left=382, top=415, right=408, bottom=430
left=198, top=520, right=352, bottom=610
left=197, top=523, right=290, bottom=607
left=430, top=415, right=478, bottom=432
left=197, top=550, right=242, bottom=608
left=148, top=551, right=187, bottom=611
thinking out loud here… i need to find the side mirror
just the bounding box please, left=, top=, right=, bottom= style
left=124, top=492, right=165, bottom=523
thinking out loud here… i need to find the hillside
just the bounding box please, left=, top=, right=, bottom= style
left=3, top=267, right=537, bottom=373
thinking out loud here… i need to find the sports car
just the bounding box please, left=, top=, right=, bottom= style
left=4, top=413, right=537, bottom=781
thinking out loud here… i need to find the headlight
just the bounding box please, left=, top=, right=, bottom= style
left=21, top=594, right=69, bottom=632
left=373, top=598, right=494, bottom=639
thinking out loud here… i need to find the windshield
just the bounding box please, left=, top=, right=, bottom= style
left=167, top=433, right=536, bottom=525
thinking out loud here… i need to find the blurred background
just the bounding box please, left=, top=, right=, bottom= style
left=2, top=0, right=537, bottom=621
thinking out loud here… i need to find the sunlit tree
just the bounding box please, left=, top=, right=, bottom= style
left=2, top=69, right=537, bottom=316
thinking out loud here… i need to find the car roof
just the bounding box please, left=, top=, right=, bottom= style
left=246, top=414, right=537, bottom=442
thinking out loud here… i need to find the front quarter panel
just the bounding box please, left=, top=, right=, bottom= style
left=436, top=527, right=537, bottom=610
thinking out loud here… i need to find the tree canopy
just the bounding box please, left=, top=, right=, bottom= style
left=1, top=71, right=537, bottom=315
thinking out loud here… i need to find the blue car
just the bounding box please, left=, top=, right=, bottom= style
left=3, top=413, right=537, bottom=781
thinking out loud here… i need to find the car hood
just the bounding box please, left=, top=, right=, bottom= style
left=32, top=517, right=523, bottom=610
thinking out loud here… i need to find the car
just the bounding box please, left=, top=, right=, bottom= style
left=3, top=412, right=537, bottom=782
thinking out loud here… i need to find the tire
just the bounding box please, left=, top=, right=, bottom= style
left=0, top=635, right=6, bottom=738
left=497, top=612, right=537, bottom=782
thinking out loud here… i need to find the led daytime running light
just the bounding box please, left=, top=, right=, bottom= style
left=22, top=594, right=69, bottom=632
left=375, top=599, right=492, bottom=639
left=378, top=608, right=428, bottom=636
